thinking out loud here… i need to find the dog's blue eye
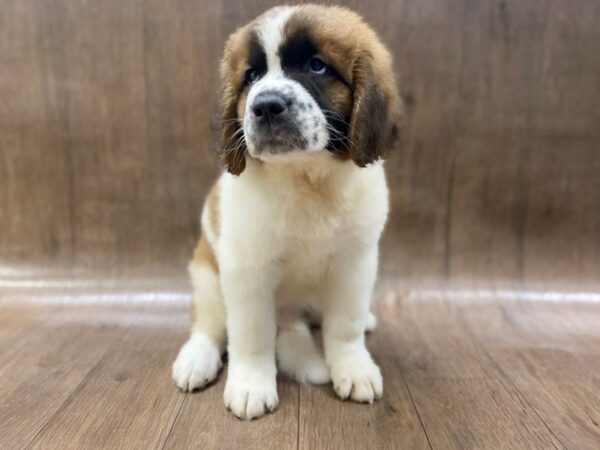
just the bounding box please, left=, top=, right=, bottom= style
left=308, top=57, right=326, bottom=75
left=245, top=68, right=258, bottom=84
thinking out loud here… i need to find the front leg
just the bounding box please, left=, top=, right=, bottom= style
left=322, top=246, right=383, bottom=403
left=221, top=262, right=280, bottom=420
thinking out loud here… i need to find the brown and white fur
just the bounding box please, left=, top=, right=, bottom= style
left=172, top=4, right=402, bottom=420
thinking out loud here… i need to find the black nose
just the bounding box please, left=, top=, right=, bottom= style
left=252, top=93, right=288, bottom=121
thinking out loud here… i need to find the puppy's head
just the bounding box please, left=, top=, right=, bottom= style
left=216, top=5, right=402, bottom=174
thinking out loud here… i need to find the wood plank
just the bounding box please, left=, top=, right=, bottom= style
left=298, top=327, right=432, bottom=450
left=380, top=297, right=491, bottom=381
left=376, top=297, right=566, bottom=449
left=0, top=304, right=42, bottom=346
left=163, top=369, right=299, bottom=450
left=522, top=138, right=600, bottom=288
left=373, top=0, right=466, bottom=283
left=0, top=312, right=113, bottom=448
left=408, top=377, right=564, bottom=450
left=532, top=0, right=600, bottom=138
left=462, top=300, right=600, bottom=449
left=1, top=296, right=599, bottom=449
left=29, top=327, right=183, bottom=450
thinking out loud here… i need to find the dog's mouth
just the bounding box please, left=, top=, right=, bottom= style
left=247, top=126, right=308, bottom=156
left=261, top=137, right=307, bottom=154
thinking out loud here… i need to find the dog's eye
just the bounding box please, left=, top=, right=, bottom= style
left=308, top=57, right=327, bottom=75
left=245, top=68, right=258, bottom=84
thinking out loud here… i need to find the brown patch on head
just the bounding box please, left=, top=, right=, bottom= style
left=283, top=5, right=403, bottom=165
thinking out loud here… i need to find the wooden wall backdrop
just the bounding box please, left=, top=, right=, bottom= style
left=1, top=0, right=599, bottom=291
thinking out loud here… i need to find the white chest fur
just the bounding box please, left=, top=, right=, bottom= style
left=215, top=157, right=389, bottom=297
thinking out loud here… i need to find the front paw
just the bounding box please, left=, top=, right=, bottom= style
left=172, top=334, right=222, bottom=392
left=224, top=365, right=278, bottom=420
left=330, top=351, right=383, bottom=403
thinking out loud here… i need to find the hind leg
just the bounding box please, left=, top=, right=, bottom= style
left=173, top=254, right=226, bottom=391
left=277, top=320, right=330, bottom=385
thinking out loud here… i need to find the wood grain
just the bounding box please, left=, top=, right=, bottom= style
left=163, top=373, right=299, bottom=450
left=298, top=329, right=432, bottom=450
left=29, top=339, right=183, bottom=449
left=378, top=298, right=565, bottom=449
left=1, top=0, right=598, bottom=287
left=1, top=295, right=598, bottom=449
left=1, top=0, right=599, bottom=448
left=0, top=310, right=111, bottom=448
left=462, top=300, right=600, bottom=449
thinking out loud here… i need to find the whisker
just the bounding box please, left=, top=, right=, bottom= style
left=215, top=117, right=244, bottom=124
left=223, top=127, right=246, bottom=150
left=323, top=123, right=358, bottom=155
left=322, top=110, right=351, bottom=127
left=224, top=135, right=246, bottom=156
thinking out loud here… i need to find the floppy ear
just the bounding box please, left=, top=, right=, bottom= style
left=215, top=81, right=246, bottom=175
left=214, top=39, right=247, bottom=175
left=347, top=51, right=403, bottom=167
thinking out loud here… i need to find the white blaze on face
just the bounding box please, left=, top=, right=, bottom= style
left=257, top=6, right=294, bottom=73
left=243, top=7, right=330, bottom=159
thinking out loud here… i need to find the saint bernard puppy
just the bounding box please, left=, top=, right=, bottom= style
left=172, top=4, right=402, bottom=420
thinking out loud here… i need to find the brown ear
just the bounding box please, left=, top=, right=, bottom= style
left=214, top=30, right=249, bottom=176
left=215, top=78, right=246, bottom=175
left=347, top=51, right=403, bottom=167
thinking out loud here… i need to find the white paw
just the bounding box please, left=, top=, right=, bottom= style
left=277, top=322, right=331, bottom=385
left=172, top=334, right=222, bottom=392
left=330, top=351, right=383, bottom=403
left=224, top=365, right=278, bottom=420
left=279, top=349, right=331, bottom=385
left=295, top=357, right=331, bottom=385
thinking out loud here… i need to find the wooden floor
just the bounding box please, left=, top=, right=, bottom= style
left=1, top=0, right=600, bottom=448
left=1, top=281, right=599, bottom=450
